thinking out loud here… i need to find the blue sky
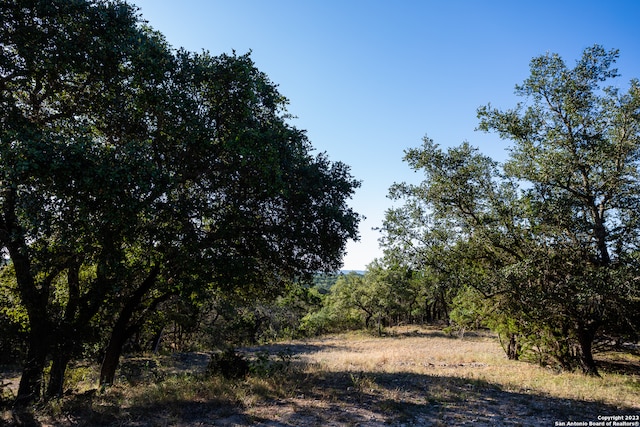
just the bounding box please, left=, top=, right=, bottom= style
left=132, top=0, right=640, bottom=271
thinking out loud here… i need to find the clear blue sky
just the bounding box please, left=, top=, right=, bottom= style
left=131, top=0, right=640, bottom=271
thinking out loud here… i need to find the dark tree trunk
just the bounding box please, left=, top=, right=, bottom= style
left=100, top=267, right=160, bottom=385
left=46, top=261, right=82, bottom=398
left=499, top=333, right=520, bottom=360
left=439, top=288, right=449, bottom=322
left=5, top=223, right=52, bottom=406
left=46, top=352, right=71, bottom=398
left=100, top=322, right=129, bottom=386
left=364, top=313, right=372, bottom=329
left=15, top=325, right=49, bottom=406
left=100, top=291, right=174, bottom=384
left=577, top=324, right=600, bottom=376
left=506, top=334, right=520, bottom=360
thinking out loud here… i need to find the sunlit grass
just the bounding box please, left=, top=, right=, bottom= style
left=3, top=325, right=638, bottom=425
left=296, top=326, right=639, bottom=408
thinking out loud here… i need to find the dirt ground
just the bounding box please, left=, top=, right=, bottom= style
left=2, top=329, right=639, bottom=426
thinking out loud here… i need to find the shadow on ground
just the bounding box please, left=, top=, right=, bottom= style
left=240, top=340, right=345, bottom=358
left=5, top=368, right=636, bottom=427
left=3, top=337, right=638, bottom=426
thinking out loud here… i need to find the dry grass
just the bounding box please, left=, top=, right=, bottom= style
left=2, top=326, right=639, bottom=426
left=289, top=327, right=639, bottom=408
left=243, top=327, right=639, bottom=425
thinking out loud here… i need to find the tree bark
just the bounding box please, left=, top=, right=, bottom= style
left=3, top=209, right=52, bottom=405
left=100, top=321, right=129, bottom=386
left=46, top=353, right=71, bottom=398
left=100, top=267, right=160, bottom=385
left=46, top=261, right=81, bottom=398
left=364, top=313, right=372, bottom=329
left=150, top=328, right=164, bottom=353
left=576, top=324, right=600, bottom=376
left=507, top=334, right=520, bottom=360
left=439, top=288, right=449, bottom=322
left=15, top=324, right=49, bottom=406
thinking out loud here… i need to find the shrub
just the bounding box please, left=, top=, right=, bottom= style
left=207, top=349, right=249, bottom=380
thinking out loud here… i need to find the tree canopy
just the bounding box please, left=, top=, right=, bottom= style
left=381, top=45, right=640, bottom=375
left=1, top=0, right=360, bottom=404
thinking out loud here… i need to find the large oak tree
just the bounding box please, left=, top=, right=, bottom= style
left=1, top=0, right=360, bottom=404
left=383, top=46, right=640, bottom=375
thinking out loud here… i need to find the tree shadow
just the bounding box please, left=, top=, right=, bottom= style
left=24, top=368, right=635, bottom=426
left=596, top=358, right=640, bottom=376
left=278, top=370, right=638, bottom=426
left=240, top=341, right=344, bottom=358
left=5, top=339, right=637, bottom=427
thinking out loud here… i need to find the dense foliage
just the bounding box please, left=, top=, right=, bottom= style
left=0, top=0, right=360, bottom=404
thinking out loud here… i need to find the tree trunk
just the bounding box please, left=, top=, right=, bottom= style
left=577, top=324, right=600, bottom=376
left=6, top=227, right=51, bottom=406
left=15, top=322, right=49, bottom=406
left=46, top=352, right=71, bottom=398
left=439, top=288, right=449, bottom=322
left=498, top=333, right=520, bottom=360
left=151, top=328, right=164, bottom=353
left=507, top=334, right=520, bottom=360
left=100, top=323, right=128, bottom=386
left=364, top=313, right=372, bottom=329
left=46, top=261, right=82, bottom=398
left=100, top=267, right=160, bottom=385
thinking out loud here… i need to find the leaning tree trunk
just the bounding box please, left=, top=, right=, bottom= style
left=100, top=267, right=161, bottom=385
left=576, top=323, right=600, bottom=376
left=100, top=321, right=130, bottom=386
left=46, top=351, right=72, bottom=398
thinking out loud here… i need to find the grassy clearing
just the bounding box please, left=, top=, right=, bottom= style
left=293, top=327, right=639, bottom=408
left=2, top=326, right=638, bottom=426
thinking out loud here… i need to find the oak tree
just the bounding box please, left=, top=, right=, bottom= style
left=383, top=46, right=640, bottom=375
left=1, top=0, right=360, bottom=404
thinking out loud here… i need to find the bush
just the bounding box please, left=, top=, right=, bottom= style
left=249, top=348, right=295, bottom=377
left=206, top=349, right=249, bottom=380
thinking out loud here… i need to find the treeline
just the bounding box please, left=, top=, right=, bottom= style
left=301, top=263, right=451, bottom=336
